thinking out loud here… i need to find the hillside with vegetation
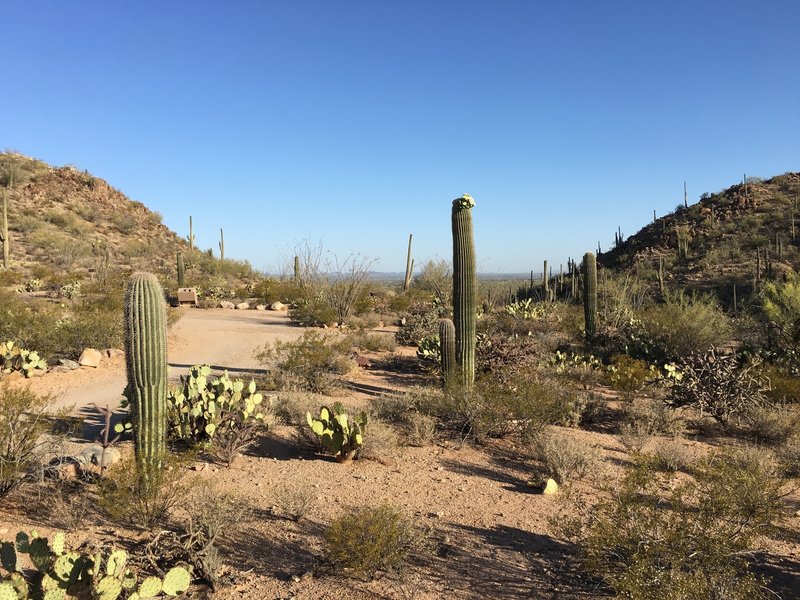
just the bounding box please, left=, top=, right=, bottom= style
left=599, top=172, right=800, bottom=306
left=0, top=151, right=255, bottom=290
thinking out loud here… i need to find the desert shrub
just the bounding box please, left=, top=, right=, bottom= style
left=742, top=404, right=800, bottom=444
left=412, top=259, right=452, bottom=308
left=371, top=392, right=437, bottom=446
left=346, top=330, right=396, bottom=353
left=0, top=385, right=57, bottom=498
left=631, top=291, right=733, bottom=362
left=43, top=480, right=93, bottom=531
left=619, top=397, right=684, bottom=453
left=762, top=364, right=800, bottom=402
left=527, top=427, right=600, bottom=484
left=289, top=293, right=339, bottom=326
left=251, top=277, right=301, bottom=305
left=549, top=351, right=604, bottom=390
left=667, top=349, right=768, bottom=426
left=98, top=454, right=191, bottom=529
left=358, top=419, right=399, bottom=463
left=55, top=298, right=124, bottom=358
left=475, top=331, right=545, bottom=385
left=636, top=440, right=694, bottom=473
left=571, top=448, right=786, bottom=599
left=166, top=365, right=271, bottom=466
left=414, top=374, right=579, bottom=442
left=324, top=504, right=424, bottom=579
left=168, top=485, right=247, bottom=587
left=256, top=330, right=354, bottom=394
left=395, top=302, right=443, bottom=346
left=761, top=273, right=800, bottom=370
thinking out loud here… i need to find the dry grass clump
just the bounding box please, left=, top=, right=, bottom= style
left=527, top=427, right=601, bottom=484
left=270, top=484, right=317, bottom=522
left=0, top=384, right=57, bottom=498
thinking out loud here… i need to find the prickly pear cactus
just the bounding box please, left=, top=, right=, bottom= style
left=166, top=364, right=269, bottom=445
left=0, top=341, right=47, bottom=377
left=1, top=531, right=190, bottom=599
left=306, top=405, right=368, bottom=461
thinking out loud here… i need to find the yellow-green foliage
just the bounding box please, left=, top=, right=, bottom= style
left=324, top=504, right=423, bottom=579
left=571, top=448, right=786, bottom=599
left=762, top=275, right=800, bottom=368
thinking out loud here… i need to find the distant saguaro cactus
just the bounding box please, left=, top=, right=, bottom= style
left=176, top=251, right=186, bottom=287
left=583, top=252, right=597, bottom=341
left=403, top=234, right=413, bottom=292
left=124, top=273, right=168, bottom=490
left=219, top=227, right=225, bottom=261
left=439, top=318, right=456, bottom=385
left=188, top=216, right=195, bottom=253
left=452, top=194, right=476, bottom=387
left=294, top=255, right=301, bottom=283
left=1, top=190, right=8, bottom=269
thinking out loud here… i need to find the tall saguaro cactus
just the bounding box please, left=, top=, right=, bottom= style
left=439, top=318, right=456, bottom=385
left=583, top=252, right=597, bottom=341
left=176, top=251, right=186, bottom=287
left=1, top=190, right=8, bottom=269
left=452, top=194, right=476, bottom=387
left=219, top=228, right=225, bottom=261
left=124, top=273, right=168, bottom=490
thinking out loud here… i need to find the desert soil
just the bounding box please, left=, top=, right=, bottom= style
left=2, top=308, right=799, bottom=599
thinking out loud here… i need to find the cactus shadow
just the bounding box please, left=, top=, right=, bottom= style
left=220, top=518, right=326, bottom=579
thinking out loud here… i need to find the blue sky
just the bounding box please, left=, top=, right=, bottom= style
left=2, top=1, right=798, bottom=273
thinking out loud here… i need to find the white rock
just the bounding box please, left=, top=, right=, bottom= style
left=269, top=301, right=286, bottom=311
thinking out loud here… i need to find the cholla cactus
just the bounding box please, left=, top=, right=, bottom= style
left=306, top=404, right=367, bottom=461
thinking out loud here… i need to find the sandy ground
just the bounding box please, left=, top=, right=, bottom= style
left=28, top=307, right=304, bottom=413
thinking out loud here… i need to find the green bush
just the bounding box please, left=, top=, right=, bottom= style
left=395, top=302, right=442, bottom=346
left=570, top=448, right=786, bottom=599
left=604, top=354, right=653, bottom=397
left=632, top=291, right=733, bottom=362
left=527, top=427, right=600, bottom=484
left=255, top=330, right=354, bottom=394
left=324, top=504, right=424, bottom=579
left=761, top=275, right=800, bottom=370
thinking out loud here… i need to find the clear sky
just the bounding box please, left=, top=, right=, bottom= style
left=2, top=1, right=798, bottom=273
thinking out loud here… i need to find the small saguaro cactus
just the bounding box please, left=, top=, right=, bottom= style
left=582, top=252, right=597, bottom=341
left=439, top=318, right=456, bottom=385
left=123, top=272, right=168, bottom=490
left=452, top=194, right=476, bottom=387
left=293, top=255, right=301, bottom=283
left=177, top=251, right=186, bottom=287
left=219, top=227, right=225, bottom=261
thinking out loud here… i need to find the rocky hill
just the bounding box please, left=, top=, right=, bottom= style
left=0, top=152, right=247, bottom=288
left=598, top=171, right=800, bottom=297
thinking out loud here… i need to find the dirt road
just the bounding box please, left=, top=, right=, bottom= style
left=33, top=308, right=303, bottom=413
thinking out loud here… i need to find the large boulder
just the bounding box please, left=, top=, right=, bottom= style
left=78, top=348, right=103, bottom=368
